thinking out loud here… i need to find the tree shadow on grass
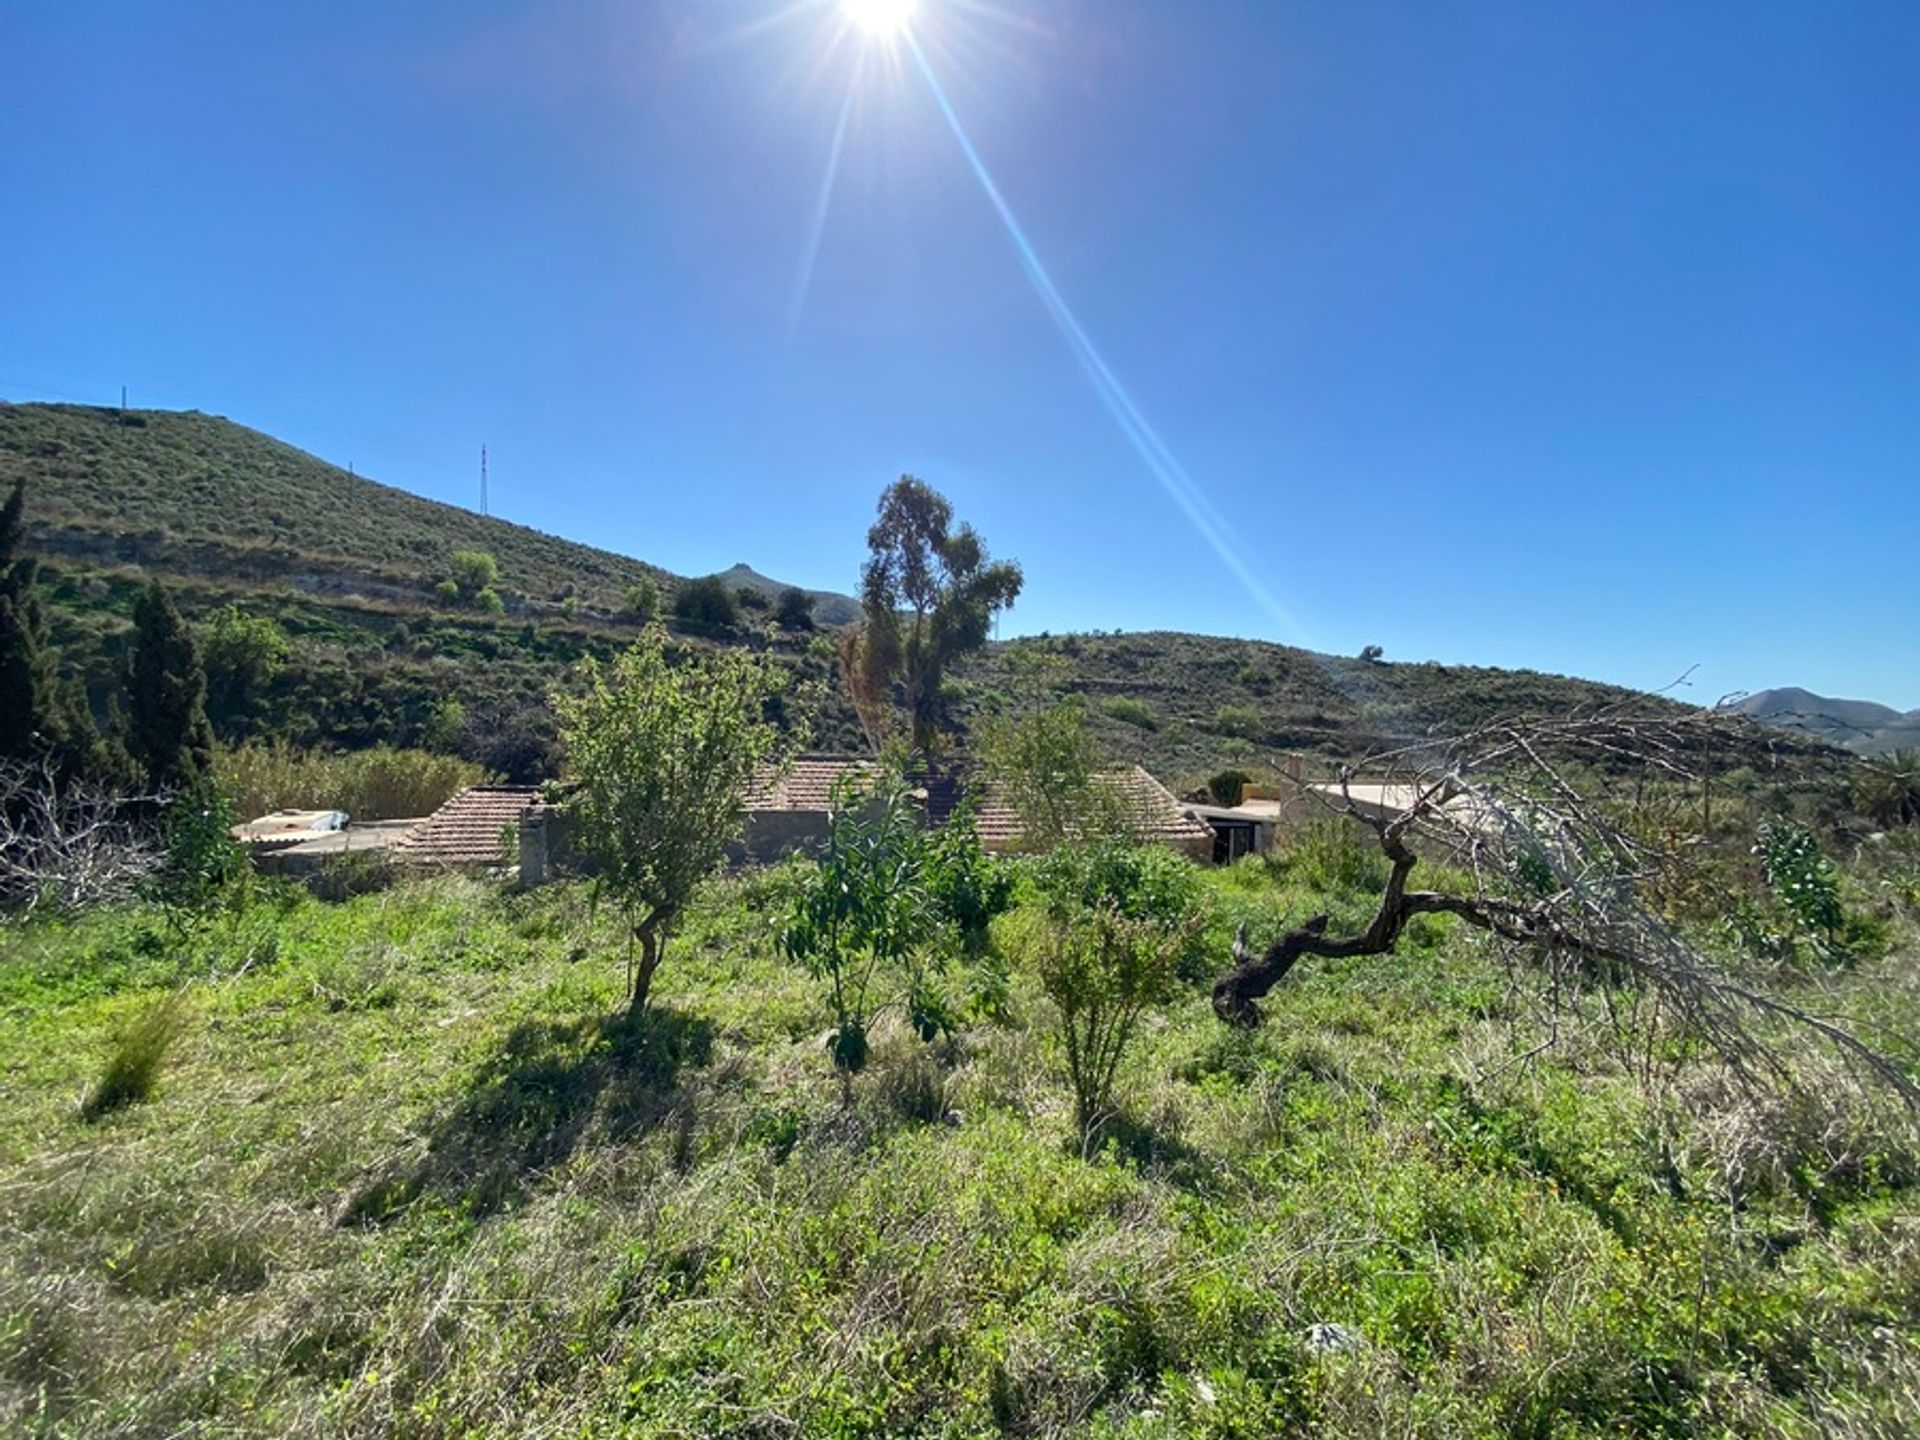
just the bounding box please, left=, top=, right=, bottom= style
left=335, top=1007, right=713, bottom=1227
left=1080, top=1110, right=1222, bottom=1194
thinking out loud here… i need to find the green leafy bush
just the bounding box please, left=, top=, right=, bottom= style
left=421, top=698, right=467, bottom=753
left=1207, top=768, right=1252, bottom=806
left=624, top=578, right=660, bottom=623
left=447, top=550, right=499, bottom=596
left=672, top=575, right=740, bottom=634
left=1031, top=838, right=1206, bottom=945
left=1746, top=819, right=1884, bottom=963
left=774, top=586, right=816, bottom=631
left=201, top=604, right=289, bottom=735
left=923, top=798, right=1014, bottom=961
left=1278, top=818, right=1388, bottom=897
left=147, top=782, right=249, bottom=931
left=1028, top=840, right=1204, bottom=1134
left=781, top=783, right=936, bottom=1072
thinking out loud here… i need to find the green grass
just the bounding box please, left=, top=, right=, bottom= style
left=3, top=849, right=1916, bottom=1438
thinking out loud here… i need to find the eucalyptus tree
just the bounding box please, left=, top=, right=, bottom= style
left=851, top=476, right=1022, bottom=754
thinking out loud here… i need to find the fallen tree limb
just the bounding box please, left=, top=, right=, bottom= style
left=1209, top=712, right=1919, bottom=1106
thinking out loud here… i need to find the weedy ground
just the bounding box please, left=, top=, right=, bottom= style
left=2, top=845, right=1918, bottom=1438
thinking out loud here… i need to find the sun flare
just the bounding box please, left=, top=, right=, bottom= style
left=842, top=0, right=917, bottom=38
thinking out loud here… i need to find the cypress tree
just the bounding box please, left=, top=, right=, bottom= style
left=126, top=580, right=214, bottom=793
left=0, top=478, right=101, bottom=778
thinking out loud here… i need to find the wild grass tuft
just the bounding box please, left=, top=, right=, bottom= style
left=80, top=993, right=187, bottom=1120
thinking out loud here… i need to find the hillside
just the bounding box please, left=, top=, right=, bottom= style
left=1, top=400, right=1845, bottom=789
left=0, top=402, right=675, bottom=614
left=954, top=631, right=1719, bottom=787
left=715, top=563, right=862, bottom=627
left=1731, top=687, right=1920, bottom=757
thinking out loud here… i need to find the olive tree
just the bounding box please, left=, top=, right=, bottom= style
left=554, top=625, right=787, bottom=1015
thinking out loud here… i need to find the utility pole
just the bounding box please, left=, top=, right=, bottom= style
left=120, top=385, right=127, bottom=411
left=480, top=444, right=489, bottom=516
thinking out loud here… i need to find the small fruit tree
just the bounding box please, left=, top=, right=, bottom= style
left=554, top=625, right=787, bottom=1015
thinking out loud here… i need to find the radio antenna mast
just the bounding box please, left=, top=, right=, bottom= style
left=480, top=444, right=489, bottom=516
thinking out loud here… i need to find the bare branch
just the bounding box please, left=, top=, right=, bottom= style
left=1212, top=710, right=1918, bottom=1106
left=0, top=759, right=160, bottom=920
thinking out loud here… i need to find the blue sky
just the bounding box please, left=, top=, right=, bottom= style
left=4, top=1, right=1916, bottom=708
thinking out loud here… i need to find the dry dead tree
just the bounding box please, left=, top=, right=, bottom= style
left=0, top=758, right=160, bottom=920
left=1211, top=709, right=1919, bottom=1105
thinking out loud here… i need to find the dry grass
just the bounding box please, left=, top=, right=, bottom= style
left=217, top=741, right=494, bottom=823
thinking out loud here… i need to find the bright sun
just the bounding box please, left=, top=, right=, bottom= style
left=843, top=0, right=917, bottom=38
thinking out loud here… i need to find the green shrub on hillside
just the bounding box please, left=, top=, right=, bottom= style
left=422, top=698, right=467, bottom=753
left=1100, top=695, right=1158, bottom=730
left=200, top=604, right=289, bottom=737
left=774, top=586, right=816, bottom=631
left=448, top=550, right=499, bottom=596
left=1212, top=702, right=1265, bottom=741
left=1857, top=749, right=1920, bottom=829
left=624, top=578, right=660, bottom=623
left=672, top=575, right=740, bottom=634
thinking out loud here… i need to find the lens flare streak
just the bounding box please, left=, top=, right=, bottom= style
left=789, top=67, right=861, bottom=334
left=903, top=31, right=1302, bottom=640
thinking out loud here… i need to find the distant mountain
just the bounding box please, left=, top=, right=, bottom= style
left=1727, top=688, right=1920, bottom=756
left=714, top=563, right=861, bottom=627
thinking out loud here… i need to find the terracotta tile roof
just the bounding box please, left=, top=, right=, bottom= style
left=744, top=758, right=1207, bottom=854
left=971, top=765, right=1212, bottom=852
left=743, top=755, right=884, bottom=811
left=392, top=786, right=543, bottom=868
